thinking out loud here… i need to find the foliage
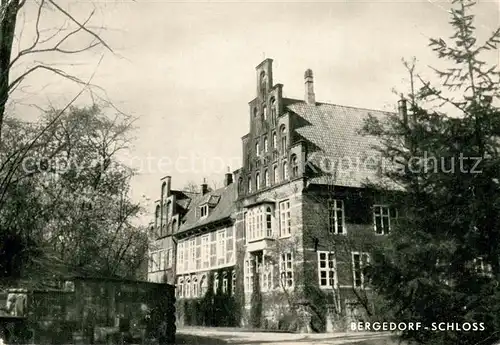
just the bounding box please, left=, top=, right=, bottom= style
left=0, top=104, right=147, bottom=285
left=362, top=1, right=500, bottom=344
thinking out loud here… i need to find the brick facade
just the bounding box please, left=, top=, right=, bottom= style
left=147, top=58, right=396, bottom=332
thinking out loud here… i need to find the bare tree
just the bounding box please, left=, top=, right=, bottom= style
left=0, top=0, right=113, bottom=141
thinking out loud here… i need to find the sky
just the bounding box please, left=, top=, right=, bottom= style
left=9, top=0, right=500, bottom=224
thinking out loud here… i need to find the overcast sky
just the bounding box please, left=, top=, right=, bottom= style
left=10, top=0, right=500, bottom=223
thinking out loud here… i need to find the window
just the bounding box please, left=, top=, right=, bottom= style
left=352, top=252, right=370, bottom=288
left=245, top=259, right=253, bottom=292
left=271, top=98, right=277, bottom=123
left=217, top=230, right=226, bottom=266
left=166, top=248, right=173, bottom=268
left=178, top=278, right=184, bottom=298
left=272, top=132, right=277, bottom=149
left=255, top=141, right=260, bottom=156
left=291, top=154, right=299, bottom=177
left=222, top=272, right=228, bottom=293
left=318, top=251, right=336, bottom=288
left=263, top=169, right=269, bottom=188
left=210, top=232, right=217, bottom=267
left=266, top=207, right=273, bottom=237
left=280, top=125, right=287, bottom=151
left=238, top=177, right=243, bottom=193
left=172, top=219, right=177, bottom=233
left=248, top=176, right=252, bottom=193
left=253, top=107, right=258, bottom=118
left=202, top=235, right=209, bottom=269
left=282, top=162, right=288, bottom=180
left=192, top=276, right=198, bottom=298
left=195, top=237, right=201, bottom=270
left=273, top=165, right=279, bottom=184
left=262, top=257, right=273, bottom=291
left=177, top=243, right=185, bottom=274
left=280, top=252, right=294, bottom=288
left=185, top=277, right=191, bottom=298
left=255, top=172, right=260, bottom=190
left=152, top=252, right=159, bottom=272
left=214, top=273, right=219, bottom=293
left=328, top=200, right=345, bottom=234
left=260, top=71, right=267, bottom=95
left=263, top=137, right=268, bottom=153
left=263, top=105, right=267, bottom=121
left=155, top=205, right=160, bottom=228
left=373, top=205, right=397, bottom=235
left=232, top=272, right=236, bottom=295
left=279, top=200, right=291, bottom=237
left=200, top=204, right=208, bottom=218
left=200, top=275, right=208, bottom=296
left=148, top=253, right=153, bottom=273
left=226, top=227, right=235, bottom=264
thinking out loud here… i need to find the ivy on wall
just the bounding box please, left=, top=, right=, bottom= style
left=177, top=268, right=242, bottom=327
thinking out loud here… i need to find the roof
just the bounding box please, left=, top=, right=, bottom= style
left=177, top=183, right=238, bottom=233
left=285, top=99, right=398, bottom=189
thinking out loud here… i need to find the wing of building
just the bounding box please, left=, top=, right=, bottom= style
left=147, top=58, right=401, bottom=332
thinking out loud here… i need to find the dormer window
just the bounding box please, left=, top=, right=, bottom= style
left=200, top=204, right=209, bottom=218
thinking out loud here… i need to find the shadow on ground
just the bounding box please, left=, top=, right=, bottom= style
left=175, top=333, right=229, bottom=344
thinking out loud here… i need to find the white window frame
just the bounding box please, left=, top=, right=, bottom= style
left=177, top=242, right=185, bottom=274
left=217, top=229, right=226, bottom=266
left=262, top=255, right=273, bottom=291
left=328, top=199, right=345, bottom=235
left=244, top=259, right=253, bottom=293
left=201, top=235, right=210, bottom=269
left=265, top=206, right=273, bottom=238
left=373, top=205, right=396, bottom=235
left=352, top=252, right=370, bottom=289
left=222, top=273, right=228, bottom=293
left=318, top=251, right=337, bottom=289
left=279, top=200, right=291, bottom=238
left=279, top=252, right=294, bottom=289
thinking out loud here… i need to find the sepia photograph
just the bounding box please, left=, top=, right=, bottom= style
left=0, top=0, right=500, bottom=344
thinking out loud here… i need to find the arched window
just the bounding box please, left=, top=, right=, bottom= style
left=263, top=169, right=269, bottom=188
left=282, top=161, right=288, bottom=180
left=185, top=277, right=191, bottom=298
left=263, top=137, right=268, bottom=153
left=172, top=219, right=177, bottom=232
left=253, top=107, right=258, bottom=118
left=222, top=272, right=228, bottom=293
left=200, top=275, right=208, bottom=296
left=248, top=176, right=252, bottom=194
left=266, top=207, right=273, bottom=237
left=155, top=205, right=160, bottom=228
left=255, top=141, right=260, bottom=156
left=161, top=182, right=166, bottom=201
left=192, top=276, right=198, bottom=298
left=260, top=71, right=267, bottom=95
left=270, top=98, right=277, bottom=123
left=273, top=165, right=279, bottom=184
left=280, top=125, right=287, bottom=151
left=272, top=132, right=277, bottom=149
left=214, top=273, right=219, bottom=294
left=178, top=277, right=184, bottom=298
left=291, top=154, right=299, bottom=177
left=232, top=272, right=236, bottom=295
left=263, top=105, right=267, bottom=121
left=255, top=172, right=260, bottom=190
left=238, top=177, right=243, bottom=193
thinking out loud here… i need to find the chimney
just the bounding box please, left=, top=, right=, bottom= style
left=224, top=167, right=233, bottom=187
left=304, top=69, right=315, bottom=105
left=398, top=96, right=408, bottom=127
left=201, top=178, right=209, bottom=195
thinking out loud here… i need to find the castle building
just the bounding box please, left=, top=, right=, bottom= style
left=148, top=58, right=400, bottom=331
